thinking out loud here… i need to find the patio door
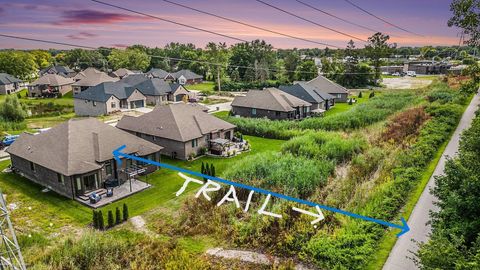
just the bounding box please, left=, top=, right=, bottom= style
left=83, top=173, right=98, bottom=192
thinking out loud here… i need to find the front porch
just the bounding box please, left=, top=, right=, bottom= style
left=75, top=178, right=151, bottom=208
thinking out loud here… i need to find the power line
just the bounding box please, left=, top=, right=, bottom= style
left=90, top=0, right=248, bottom=43
left=343, top=0, right=423, bottom=37
left=294, top=0, right=381, bottom=34
left=254, top=0, right=367, bottom=42
left=161, top=0, right=340, bottom=48
left=0, top=34, right=377, bottom=75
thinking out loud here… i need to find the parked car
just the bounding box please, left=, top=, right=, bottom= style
left=1, top=135, right=19, bottom=146
left=392, top=72, right=401, bottom=76
left=406, top=71, right=417, bottom=77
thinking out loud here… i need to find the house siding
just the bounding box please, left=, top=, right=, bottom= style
left=330, top=93, right=348, bottom=103
left=145, top=95, right=168, bottom=106
left=10, top=154, right=75, bottom=198
left=0, top=84, right=19, bottom=95
left=74, top=99, right=108, bottom=116
left=126, top=90, right=146, bottom=108
left=232, top=106, right=311, bottom=120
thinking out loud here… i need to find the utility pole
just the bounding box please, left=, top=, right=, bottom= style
left=0, top=191, right=26, bottom=270
left=217, top=68, right=221, bottom=92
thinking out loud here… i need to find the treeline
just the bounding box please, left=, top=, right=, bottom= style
left=416, top=106, right=480, bottom=268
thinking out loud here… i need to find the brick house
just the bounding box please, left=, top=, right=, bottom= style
left=0, top=73, right=23, bottom=95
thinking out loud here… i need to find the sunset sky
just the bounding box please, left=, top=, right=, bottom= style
left=0, top=0, right=462, bottom=50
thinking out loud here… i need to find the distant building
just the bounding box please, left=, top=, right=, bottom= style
left=72, top=68, right=118, bottom=94
left=146, top=68, right=203, bottom=85
left=28, top=74, right=74, bottom=97
left=117, top=103, right=236, bottom=160
left=7, top=118, right=163, bottom=199
left=39, top=65, right=76, bottom=78
left=0, top=73, right=23, bottom=95
left=306, top=75, right=349, bottom=103
left=380, top=66, right=404, bottom=74
left=111, top=68, right=136, bottom=79
left=231, top=88, right=312, bottom=120
left=403, top=61, right=452, bottom=75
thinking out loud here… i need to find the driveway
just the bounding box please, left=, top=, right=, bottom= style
left=204, top=101, right=232, bottom=113
left=383, top=92, right=480, bottom=270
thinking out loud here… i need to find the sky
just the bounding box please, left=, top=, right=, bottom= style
left=0, top=0, right=462, bottom=50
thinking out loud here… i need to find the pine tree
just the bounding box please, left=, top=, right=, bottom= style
left=205, top=162, right=210, bottom=176
left=92, top=210, right=98, bottom=229
left=98, top=210, right=105, bottom=230
left=108, top=210, right=114, bottom=228
left=115, top=207, right=121, bottom=225
left=358, top=91, right=363, bottom=98
left=369, top=91, right=375, bottom=98
left=201, top=162, right=205, bottom=174
left=123, top=203, right=129, bottom=221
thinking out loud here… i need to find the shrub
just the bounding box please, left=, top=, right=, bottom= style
left=0, top=95, right=27, bottom=122
left=358, top=91, right=363, bottom=98
left=98, top=210, right=104, bottom=230
left=92, top=210, right=98, bottom=229
left=107, top=210, right=114, bottom=228
left=381, top=107, right=430, bottom=143
left=115, top=207, right=121, bottom=225
left=122, top=204, right=129, bottom=221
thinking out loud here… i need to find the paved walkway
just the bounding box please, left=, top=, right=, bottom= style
left=383, top=93, right=480, bottom=270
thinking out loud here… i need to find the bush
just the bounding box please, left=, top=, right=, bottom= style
left=92, top=211, right=98, bottom=229
left=0, top=95, right=27, bottom=122
left=123, top=204, right=129, bottom=221
left=115, top=207, right=121, bottom=225
left=97, top=210, right=104, bottom=230
left=107, top=210, right=114, bottom=228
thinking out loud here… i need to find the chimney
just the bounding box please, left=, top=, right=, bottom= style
left=92, top=132, right=100, bottom=161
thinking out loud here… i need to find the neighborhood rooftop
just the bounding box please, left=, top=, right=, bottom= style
left=279, top=82, right=335, bottom=103
left=74, top=81, right=136, bottom=102
left=306, top=75, right=349, bottom=95
left=6, top=118, right=162, bottom=176
left=0, top=73, right=22, bottom=85
left=231, top=87, right=312, bottom=112
left=117, top=103, right=236, bottom=142
left=30, top=74, right=74, bottom=86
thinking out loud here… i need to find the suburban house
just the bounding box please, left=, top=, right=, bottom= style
left=28, top=74, right=74, bottom=97
left=146, top=68, right=203, bottom=85
left=39, top=65, right=76, bottom=78
left=0, top=73, right=23, bottom=95
left=306, top=75, right=349, bottom=103
left=74, top=81, right=147, bottom=116
left=117, top=103, right=236, bottom=160
left=6, top=118, right=163, bottom=200
left=72, top=68, right=118, bottom=94
left=279, top=82, right=335, bottom=113
left=231, top=87, right=312, bottom=120
left=133, top=78, right=190, bottom=104
left=111, top=68, right=136, bottom=79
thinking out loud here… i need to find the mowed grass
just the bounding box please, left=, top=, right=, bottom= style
left=323, top=90, right=375, bottom=117
left=0, top=135, right=284, bottom=228
left=185, top=81, right=216, bottom=92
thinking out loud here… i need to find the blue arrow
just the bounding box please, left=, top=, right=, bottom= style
left=113, top=145, right=410, bottom=237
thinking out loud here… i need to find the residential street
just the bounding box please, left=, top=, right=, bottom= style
left=383, top=92, right=480, bottom=270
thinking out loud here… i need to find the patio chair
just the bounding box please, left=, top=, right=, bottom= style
left=106, top=188, right=114, bottom=197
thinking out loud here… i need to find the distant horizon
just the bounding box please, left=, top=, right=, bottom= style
left=0, top=0, right=462, bottom=50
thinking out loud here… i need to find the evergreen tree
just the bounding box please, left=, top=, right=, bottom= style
left=115, top=207, right=121, bottom=225
left=210, top=164, right=215, bottom=177
left=123, top=203, right=129, bottom=221
left=108, top=210, right=114, bottom=228
left=205, top=162, right=210, bottom=176
left=98, top=210, right=105, bottom=230
left=358, top=91, right=363, bottom=98
left=369, top=91, right=375, bottom=98
left=92, top=210, right=98, bottom=229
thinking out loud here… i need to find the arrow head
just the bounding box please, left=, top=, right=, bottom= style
left=113, top=145, right=127, bottom=166
left=396, top=217, right=410, bottom=237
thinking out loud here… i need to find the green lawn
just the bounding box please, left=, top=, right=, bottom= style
left=323, top=91, right=374, bottom=117
left=0, top=135, right=285, bottom=228
left=185, top=81, right=216, bottom=92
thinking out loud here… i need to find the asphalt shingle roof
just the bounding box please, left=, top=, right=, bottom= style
left=173, top=69, right=202, bottom=80
left=306, top=75, right=349, bottom=94
left=146, top=68, right=170, bottom=79
left=72, top=68, right=117, bottom=87
left=279, top=82, right=334, bottom=103
left=0, top=73, right=22, bottom=85
left=117, top=103, right=236, bottom=142
left=30, top=74, right=74, bottom=87
left=231, top=87, right=311, bottom=112
left=6, top=118, right=162, bottom=176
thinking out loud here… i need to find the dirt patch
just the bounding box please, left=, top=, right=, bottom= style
left=383, top=77, right=433, bottom=89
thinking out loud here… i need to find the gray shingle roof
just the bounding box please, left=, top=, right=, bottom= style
left=6, top=118, right=162, bottom=176
left=0, top=73, right=22, bottom=85
left=146, top=68, right=170, bottom=79
left=74, top=81, right=137, bottom=102
left=173, top=69, right=202, bottom=80
left=132, top=78, right=173, bottom=96
left=72, top=68, right=117, bottom=87
left=279, top=82, right=334, bottom=103
left=119, top=74, right=149, bottom=85
left=40, top=65, right=74, bottom=76
left=231, top=88, right=312, bottom=112
left=30, top=74, right=74, bottom=87
left=306, top=75, right=349, bottom=94
left=112, top=68, right=134, bottom=78
left=117, top=103, right=236, bottom=142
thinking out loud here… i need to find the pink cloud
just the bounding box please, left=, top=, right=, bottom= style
left=54, top=9, right=150, bottom=25
left=66, top=31, right=98, bottom=40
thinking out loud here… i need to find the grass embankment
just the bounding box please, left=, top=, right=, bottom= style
left=366, top=93, right=474, bottom=270
left=185, top=81, right=215, bottom=92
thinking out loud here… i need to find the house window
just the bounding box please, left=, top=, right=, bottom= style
left=57, top=173, right=65, bottom=184
left=192, top=139, right=198, bottom=148
left=275, top=111, right=281, bottom=116
left=152, top=136, right=156, bottom=141
left=93, top=101, right=97, bottom=106
left=29, top=162, right=35, bottom=172
left=206, top=134, right=211, bottom=142
left=111, top=102, right=116, bottom=108
left=337, top=94, right=342, bottom=98
left=76, top=177, right=82, bottom=191
left=105, top=162, right=113, bottom=175
left=306, top=107, right=310, bottom=113
left=251, top=108, right=257, bottom=115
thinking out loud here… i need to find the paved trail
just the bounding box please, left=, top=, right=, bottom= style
left=383, top=93, right=480, bottom=270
